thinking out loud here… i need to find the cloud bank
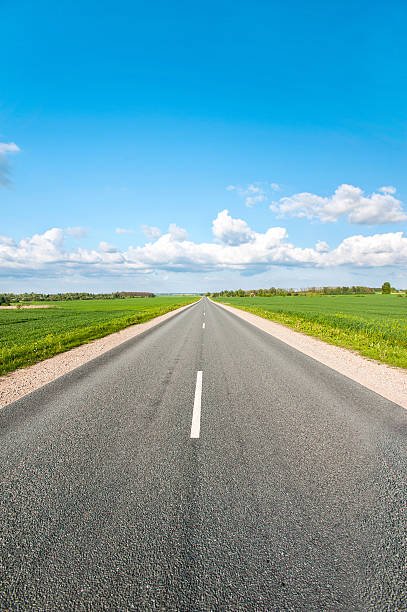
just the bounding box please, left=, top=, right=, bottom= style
left=271, top=184, right=406, bottom=225
left=1, top=210, right=407, bottom=279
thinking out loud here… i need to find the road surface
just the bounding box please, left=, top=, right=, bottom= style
left=1, top=297, right=406, bottom=610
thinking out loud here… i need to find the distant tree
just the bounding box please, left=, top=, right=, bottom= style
left=381, top=282, right=391, bottom=294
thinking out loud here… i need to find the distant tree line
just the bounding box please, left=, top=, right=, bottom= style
left=0, top=291, right=155, bottom=304
left=210, top=284, right=402, bottom=298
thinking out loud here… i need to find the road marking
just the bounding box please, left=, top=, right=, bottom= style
left=202, top=322, right=205, bottom=329
left=203, top=311, right=205, bottom=316
left=190, top=371, right=203, bottom=439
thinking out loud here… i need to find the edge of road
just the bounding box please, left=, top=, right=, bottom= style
left=212, top=299, right=407, bottom=410
left=0, top=299, right=202, bottom=410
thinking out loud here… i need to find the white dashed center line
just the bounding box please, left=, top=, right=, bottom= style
left=190, top=371, right=203, bottom=439
left=202, top=322, right=205, bottom=329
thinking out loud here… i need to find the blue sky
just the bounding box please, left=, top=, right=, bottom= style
left=1, top=0, right=407, bottom=292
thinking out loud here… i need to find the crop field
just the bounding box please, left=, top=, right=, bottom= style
left=213, top=294, right=407, bottom=369
left=0, top=296, right=198, bottom=375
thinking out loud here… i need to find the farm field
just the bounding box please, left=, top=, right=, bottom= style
left=213, top=294, right=407, bottom=369
left=0, top=296, right=198, bottom=375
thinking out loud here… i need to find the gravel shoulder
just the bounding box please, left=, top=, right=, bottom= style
left=0, top=301, right=198, bottom=409
left=0, top=305, right=53, bottom=309
left=214, top=300, right=407, bottom=410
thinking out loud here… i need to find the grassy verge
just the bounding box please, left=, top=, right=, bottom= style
left=0, top=301, right=195, bottom=376
left=216, top=301, right=407, bottom=370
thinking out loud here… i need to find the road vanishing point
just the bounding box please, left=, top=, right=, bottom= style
left=1, top=297, right=406, bottom=610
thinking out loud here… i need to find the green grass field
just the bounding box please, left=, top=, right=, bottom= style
left=213, top=294, right=407, bottom=369
left=0, top=296, right=198, bottom=375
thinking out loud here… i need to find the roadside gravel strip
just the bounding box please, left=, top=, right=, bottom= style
left=214, top=300, right=407, bottom=410
left=0, top=301, right=199, bottom=409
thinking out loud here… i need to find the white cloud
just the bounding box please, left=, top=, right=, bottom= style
left=243, top=184, right=266, bottom=207
left=115, top=227, right=136, bottom=235
left=17, top=228, right=65, bottom=263
left=227, top=182, right=279, bottom=207
left=271, top=184, right=406, bottom=225
left=141, top=225, right=161, bottom=240
left=247, top=184, right=262, bottom=194
left=2, top=213, right=407, bottom=279
left=325, top=232, right=407, bottom=267
left=315, top=240, right=330, bottom=253
left=379, top=186, right=396, bottom=194
left=0, top=142, right=20, bottom=154
left=212, top=209, right=255, bottom=245
left=0, top=141, right=20, bottom=187
left=245, top=194, right=267, bottom=207
left=66, top=226, right=88, bottom=239
left=168, top=223, right=188, bottom=241
left=0, top=234, right=16, bottom=246
left=99, top=241, right=119, bottom=253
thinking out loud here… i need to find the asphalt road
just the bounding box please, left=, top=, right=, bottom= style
left=1, top=297, right=406, bottom=610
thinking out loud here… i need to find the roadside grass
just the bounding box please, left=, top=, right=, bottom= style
left=0, top=296, right=198, bottom=375
left=213, top=295, right=407, bottom=370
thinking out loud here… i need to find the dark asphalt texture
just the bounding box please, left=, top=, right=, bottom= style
left=1, top=297, right=406, bottom=611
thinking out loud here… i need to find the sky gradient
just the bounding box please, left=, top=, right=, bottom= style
left=1, top=0, right=407, bottom=292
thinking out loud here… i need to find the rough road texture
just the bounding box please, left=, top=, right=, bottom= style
left=216, top=300, right=407, bottom=410
left=1, top=298, right=406, bottom=610
left=0, top=301, right=196, bottom=409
